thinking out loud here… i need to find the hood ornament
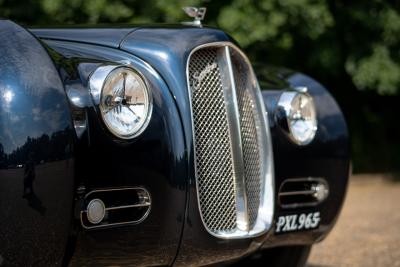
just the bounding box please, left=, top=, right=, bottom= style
left=182, top=7, right=206, bottom=27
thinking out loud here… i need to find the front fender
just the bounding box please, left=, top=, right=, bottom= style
left=0, top=20, right=74, bottom=266
left=257, top=65, right=350, bottom=247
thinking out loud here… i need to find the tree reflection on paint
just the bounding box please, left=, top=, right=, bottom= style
left=0, top=127, right=72, bottom=169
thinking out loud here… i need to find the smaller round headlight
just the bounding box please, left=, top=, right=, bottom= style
left=275, top=89, right=317, bottom=145
left=90, top=66, right=152, bottom=139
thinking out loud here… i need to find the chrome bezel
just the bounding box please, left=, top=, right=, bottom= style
left=275, top=90, right=317, bottom=146
left=186, top=42, right=275, bottom=239
left=89, top=65, right=153, bottom=140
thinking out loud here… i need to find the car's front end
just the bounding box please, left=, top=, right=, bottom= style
left=0, top=19, right=349, bottom=266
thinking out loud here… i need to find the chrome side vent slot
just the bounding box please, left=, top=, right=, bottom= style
left=279, top=178, right=329, bottom=209
left=81, top=187, right=151, bottom=230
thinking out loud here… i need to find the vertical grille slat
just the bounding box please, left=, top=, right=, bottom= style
left=187, top=43, right=274, bottom=238
left=231, top=53, right=262, bottom=228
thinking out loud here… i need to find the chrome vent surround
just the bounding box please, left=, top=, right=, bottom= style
left=187, top=43, right=274, bottom=239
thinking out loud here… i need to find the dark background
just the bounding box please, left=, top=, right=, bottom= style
left=1, top=0, right=399, bottom=173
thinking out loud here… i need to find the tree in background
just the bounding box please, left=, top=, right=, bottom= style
left=1, top=0, right=399, bottom=172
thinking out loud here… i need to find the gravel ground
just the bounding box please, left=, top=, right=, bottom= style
left=308, top=174, right=400, bottom=267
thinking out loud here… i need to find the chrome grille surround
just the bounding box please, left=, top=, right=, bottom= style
left=187, top=42, right=275, bottom=239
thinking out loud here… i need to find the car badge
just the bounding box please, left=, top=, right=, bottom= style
left=192, top=62, right=217, bottom=90
left=182, top=7, right=206, bottom=27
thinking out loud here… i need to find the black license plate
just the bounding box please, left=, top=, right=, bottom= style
left=275, top=212, right=320, bottom=233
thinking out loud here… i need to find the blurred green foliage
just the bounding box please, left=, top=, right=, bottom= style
left=1, top=0, right=399, bottom=172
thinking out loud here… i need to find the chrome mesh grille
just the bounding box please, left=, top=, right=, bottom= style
left=232, top=54, right=262, bottom=227
left=189, top=47, right=237, bottom=232
left=188, top=44, right=272, bottom=237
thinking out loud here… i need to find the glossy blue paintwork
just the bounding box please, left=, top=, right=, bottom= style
left=0, top=20, right=74, bottom=266
left=31, top=27, right=138, bottom=48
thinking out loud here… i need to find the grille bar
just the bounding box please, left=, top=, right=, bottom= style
left=219, top=46, right=249, bottom=232
left=187, top=42, right=274, bottom=239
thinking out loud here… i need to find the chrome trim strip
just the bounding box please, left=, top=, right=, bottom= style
left=83, top=187, right=150, bottom=198
left=186, top=42, right=275, bottom=239
left=218, top=46, right=249, bottom=232
left=279, top=190, right=317, bottom=196
left=104, top=202, right=151, bottom=211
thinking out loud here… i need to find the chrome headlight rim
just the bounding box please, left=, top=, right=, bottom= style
left=275, top=89, right=317, bottom=146
left=89, top=65, right=153, bottom=140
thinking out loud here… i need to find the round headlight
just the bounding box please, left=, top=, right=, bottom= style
left=275, top=89, right=317, bottom=145
left=90, top=66, right=152, bottom=139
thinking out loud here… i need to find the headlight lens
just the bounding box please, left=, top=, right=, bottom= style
left=90, top=66, right=152, bottom=139
left=276, top=90, right=317, bottom=145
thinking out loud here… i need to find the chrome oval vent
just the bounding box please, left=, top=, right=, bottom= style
left=187, top=43, right=274, bottom=238
left=81, top=187, right=151, bottom=230
left=279, top=178, right=329, bottom=209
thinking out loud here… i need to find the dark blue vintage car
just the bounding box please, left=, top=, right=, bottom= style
left=0, top=13, right=349, bottom=267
